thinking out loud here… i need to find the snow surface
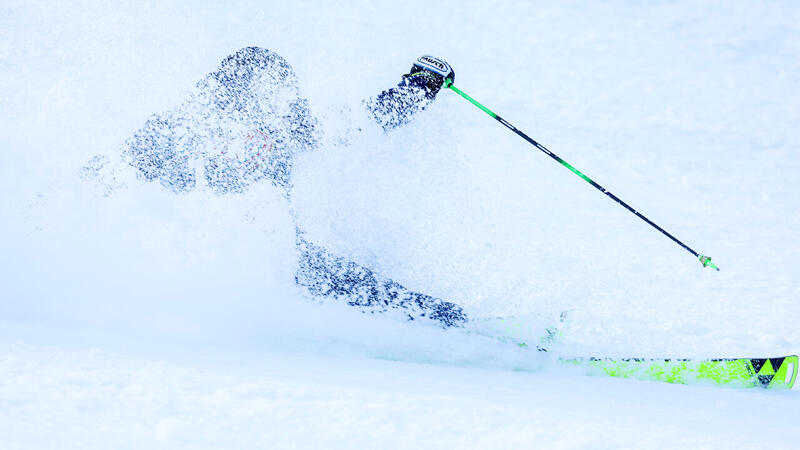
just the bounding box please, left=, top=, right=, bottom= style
left=2, top=0, right=800, bottom=448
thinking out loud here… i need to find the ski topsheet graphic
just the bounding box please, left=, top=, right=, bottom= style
left=561, top=355, right=798, bottom=389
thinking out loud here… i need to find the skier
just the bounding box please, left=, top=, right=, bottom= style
left=124, top=47, right=466, bottom=327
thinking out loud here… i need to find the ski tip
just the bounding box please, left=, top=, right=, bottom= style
left=699, top=255, right=720, bottom=271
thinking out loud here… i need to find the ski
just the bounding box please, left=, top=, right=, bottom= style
left=469, top=316, right=797, bottom=389
left=560, top=355, right=798, bottom=389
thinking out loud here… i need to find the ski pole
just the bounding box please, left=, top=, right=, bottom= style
left=445, top=80, right=719, bottom=271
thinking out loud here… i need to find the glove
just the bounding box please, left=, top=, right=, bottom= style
left=403, top=55, right=455, bottom=99
left=365, top=55, right=455, bottom=131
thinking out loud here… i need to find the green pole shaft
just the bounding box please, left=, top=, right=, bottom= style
left=446, top=82, right=718, bottom=271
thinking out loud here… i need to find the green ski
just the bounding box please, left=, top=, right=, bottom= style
left=467, top=316, right=796, bottom=389
left=562, top=355, right=799, bottom=389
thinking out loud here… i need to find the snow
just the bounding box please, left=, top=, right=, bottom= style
left=2, top=0, right=800, bottom=448
left=2, top=341, right=796, bottom=450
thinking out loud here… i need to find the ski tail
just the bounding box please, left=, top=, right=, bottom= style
left=562, top=355, right=798, bottom=389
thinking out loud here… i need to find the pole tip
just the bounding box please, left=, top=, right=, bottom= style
left=699, top=255, right=720, bottom=271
